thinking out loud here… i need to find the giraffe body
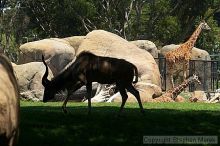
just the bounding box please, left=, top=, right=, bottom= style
left=165, top=21, right=210, bottom=88
left=154, top=74, right=201, bottom=101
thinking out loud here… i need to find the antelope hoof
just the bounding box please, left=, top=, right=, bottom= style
left=115, top=113, right=121, bottom=118
left=115, top=112, right=126, bottom=118
left=62, top=106, right=68, bottom=114
left=141, top=109, right=145, bottom=115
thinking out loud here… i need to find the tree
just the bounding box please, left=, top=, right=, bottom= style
left=1, top=0, right=220, bottom=61
left=0, top=0, right=27, bottom=61
left=22, top=0, right=96, bottom=38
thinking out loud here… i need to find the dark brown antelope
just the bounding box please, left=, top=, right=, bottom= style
left=0, top=54, right=19, bottom=146
left=42, top=51, right=144, bottom=114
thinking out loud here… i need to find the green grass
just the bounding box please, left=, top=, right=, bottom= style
left=18, top=101, right=220, bottom=146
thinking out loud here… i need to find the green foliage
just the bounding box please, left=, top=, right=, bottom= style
left=22, top=0, right=97, bottom=37
left=0, top=0, right=220, bottom=61
left=197, top=18, right=220, bottom=53
left=1, top=33, right=19, bottom=61
left=154, top=16, right=180, bottom=44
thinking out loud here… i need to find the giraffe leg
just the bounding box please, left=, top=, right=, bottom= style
left=183, top=64, right=188, bottom=91
left=183, top=64, right=187, bottom=81
left=170, top=74, right=175, bottom=88
left=167, top=63, right=175, bottom=89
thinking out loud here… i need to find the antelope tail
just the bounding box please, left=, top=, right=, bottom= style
left=133, top=65, right=138, bottom=84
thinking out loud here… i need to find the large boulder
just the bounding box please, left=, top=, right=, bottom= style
left=189, top=90, right=208, bottom=102
left=160, top=44, right=211, bottom=90
left=130, top=40, right=158, bottom=58
left=63, top=36, right=85, bottom=52
left=110, top=83, right=162, bottom=103
left=18, top=38, right=76, bottom=75
left=13, top=62, right=53, bottom=101
left=77, top=30, right=161, bottom=102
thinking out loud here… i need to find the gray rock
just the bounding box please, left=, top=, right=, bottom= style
left=77, top=30, right=162, bottom=102
left=18, top=38, right=76, bottom=76
left=130, top=40, right=158, bottom=58
left=13, top=62, right=53, bottom=101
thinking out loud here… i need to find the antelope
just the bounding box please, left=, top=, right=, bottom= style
left=42, top=51, right=144, bottom=114
left=0, top=54, right=19, bottom=146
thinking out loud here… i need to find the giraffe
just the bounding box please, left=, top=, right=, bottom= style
left=165, top=20, right=211, bottom=88
left=153, top=74, right=201, bottom=101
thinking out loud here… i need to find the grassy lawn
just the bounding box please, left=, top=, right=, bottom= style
left=18, top=101, right=220, bottom=146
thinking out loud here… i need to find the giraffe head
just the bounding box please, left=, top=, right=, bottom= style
left=200, top=20, right=211, bottom=30
left=189, top=74, right=201, bottom=84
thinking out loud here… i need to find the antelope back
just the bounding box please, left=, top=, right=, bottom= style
left=0, top=54, right=19, bottom=146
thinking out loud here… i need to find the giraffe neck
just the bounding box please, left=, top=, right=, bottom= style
left=186, top=23, right=203, bottom=49
left=169, top=79, right=193, bottom=99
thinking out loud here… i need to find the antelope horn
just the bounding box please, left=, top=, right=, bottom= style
left=42, top=55, right=50, bottom=86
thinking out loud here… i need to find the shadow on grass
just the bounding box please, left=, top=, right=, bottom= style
left=18, top=106, right=220, bottom=146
